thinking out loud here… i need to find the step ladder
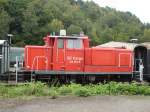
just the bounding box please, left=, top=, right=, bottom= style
left=8, top=72, right=24, bottom=84
left=133, top=71, right=140, bottom=81
left=8, top=56, right=24, bottom=84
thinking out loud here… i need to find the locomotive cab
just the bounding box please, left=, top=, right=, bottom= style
left=43, top=34, right=89, bottom=71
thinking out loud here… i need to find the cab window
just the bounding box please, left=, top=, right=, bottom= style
left=58, top=39, right=64, bottom=48
left=67, top=39, right=83, bottom=49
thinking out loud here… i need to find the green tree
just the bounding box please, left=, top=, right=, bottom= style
left=141, top=29, right=150, bottom=42
left=0, top=10, right=11, bottom=39
left=22, top=9, right=39, bottom=35
left=67, top=24, right=82, bottom=35
left=48, top=19, right=64, bottom=33
left=0, top=0, right=148, bottom=46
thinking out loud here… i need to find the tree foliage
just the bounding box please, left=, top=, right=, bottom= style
left=0, top=10, right=11, bottom=39
left=0, top=0, right=149, bottom=46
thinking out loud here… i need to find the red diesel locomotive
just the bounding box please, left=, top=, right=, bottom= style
left=24, top=32, right=133, bottom=82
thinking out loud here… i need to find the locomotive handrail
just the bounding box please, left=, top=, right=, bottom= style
left=31, top=56, right=48, bottom=71
left=31, top=56, right=48, bottom=82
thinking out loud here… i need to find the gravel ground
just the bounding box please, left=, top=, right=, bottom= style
left=0, top=96, right=150, bottom=112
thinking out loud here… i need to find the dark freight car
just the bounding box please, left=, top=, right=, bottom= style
left=0, top=40, right=9, bottom=74
left=135, top=43, right=150, bottom=80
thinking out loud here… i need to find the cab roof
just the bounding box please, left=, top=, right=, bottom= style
left=47, top=35, right=88, bottom=39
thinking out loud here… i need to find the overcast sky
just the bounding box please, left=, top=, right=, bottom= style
left=86, top=0, right=150, bottom=23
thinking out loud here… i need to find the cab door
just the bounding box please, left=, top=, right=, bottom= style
left=57, top=39, right=65, bottom=70
left=65, top=39, right=84, bottom=71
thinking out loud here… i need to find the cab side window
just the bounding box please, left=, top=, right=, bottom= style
left=67, top=39, right=83, bottom=49
left=67, top=39, right=74, bottom=48
left=58, top=39, right=64, bottom=48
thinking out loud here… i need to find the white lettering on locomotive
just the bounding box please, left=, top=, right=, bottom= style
left=67, top=56, right=83, bottom=64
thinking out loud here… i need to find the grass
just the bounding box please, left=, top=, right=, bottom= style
left=0, top=81, right=150, bottom=99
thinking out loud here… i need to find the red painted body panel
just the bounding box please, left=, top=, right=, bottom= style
left=24, top=35, right=133, bottom=74
left=91, top=48, right=116, bottom=66
left=25, top=46, right=52, bottom=70
left=84, top=48, right=132, bottom=73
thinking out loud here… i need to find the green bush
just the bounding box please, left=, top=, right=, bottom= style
left=58, top=86, right=72, bottom=95
left=74, top=87, right=91, bottom=97
left=4, top=82, right=50, bottom=98
left=0, top=85, right=8, bottom=97
left=49, top=89, right=58, bottom=99
left=1, top=81, right=150, bottom=98
left=23, top=82, right=49, bottom=96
